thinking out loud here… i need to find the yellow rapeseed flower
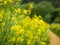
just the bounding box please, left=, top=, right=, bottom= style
left=0, top=9, right=5, bottom=15
left=34, top=35, right=39, bottom=39
left=39, top=15, right=43, bottom=19
left=17, top=37, right=24, bottom=42
left=0, top=0, right=3, bottom=2
left=14, top=9, right=17, bottom=12
left=2, top=22, right=5, bottom=26
left=23, top=9, right=27, bottom=15
left=19, top=29, right=25, bottom=35
left=4, top=0, right=8, bottom=5
left=11, top=17, right=16, bottom=21
left=29, top=4, right=33, bottom=9
left=37, top=29, right=41, bottom=35
left=27, top=40, right=31, bottom=45
left=11, top=25, right=21, bottom=31
left=8, top=0, right=13, bottom=3
left=0, top=15, right=3, bottom=21
left=40, top=42, right=46, bottom=45
left=11, top=17, right=18, bottom=24
left=17, top=8, right=21, bottom=14
left=26, top=31, right=33, bottom=39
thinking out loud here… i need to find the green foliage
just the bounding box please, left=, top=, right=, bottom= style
left=53, top=8, right=60, bottom=23
left=32, top=1, right=55, bottom=15
left=50, top=24, right=60, bottom=36
left=44, top=14, right=52, bottom=23
left=54, top=17, right=60, bottom=23
left=21, top=2, right=35, bottom=9
left=56, top=8, right=60, bottom=16
left=31, top=2, right=55, bottom=23
left=23, top=0, right=60, bottom=7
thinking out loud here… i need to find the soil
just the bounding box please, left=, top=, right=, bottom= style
left=49, top=31, right=60, bottom=45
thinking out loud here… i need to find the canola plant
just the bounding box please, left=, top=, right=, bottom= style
left=0, top=0, right=49, bottom=45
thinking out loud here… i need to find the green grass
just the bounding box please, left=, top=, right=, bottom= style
left=50, top=23, right=60, bottom=37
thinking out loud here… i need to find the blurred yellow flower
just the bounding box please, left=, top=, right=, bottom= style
left=4, top=0, right=8, bottom=5
left=29, top=4, right=33, bottom=9
left=11, top=17, right=16, bottom=21
left=17, top=37, right=24, bottom=42
left=23, top=9, right=27, bottom=15
left=0, top=9, right=5, bottom=15
left=2, top=22, right=5, bottom=26
left=19, top=29, right=25, bottom=35
left=14, top=9, right=17, bottom=12
left=27, top=40, right=31, bottom=45
left=11, top=25, right=21, bottom=31
left=0, top=0, right=3, bottom=2
left=37, top=29, right=41, bottom=35
left=8, top=0, right=13, bottom=3
left=17, top=8, right=21, bottom=14
left=40, top=42, right=46, bottom=45
left=34, top=35, right=39, bottom=39
left=0, top=15, right=3, bottom=21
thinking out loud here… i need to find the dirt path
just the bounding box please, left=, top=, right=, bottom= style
left=49, top=31, right=60, bottom=45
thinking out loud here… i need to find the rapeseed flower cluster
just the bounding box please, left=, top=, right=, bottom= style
left=0, top=0, right=13, bottom=5
left=29, top=4, right=33, bottom=9
left=0, top=0, right=49, bottom=45
left=0, top=0, right=22, bottom=7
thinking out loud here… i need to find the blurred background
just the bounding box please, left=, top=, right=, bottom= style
left=21, top=0, right=60, bottom=24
